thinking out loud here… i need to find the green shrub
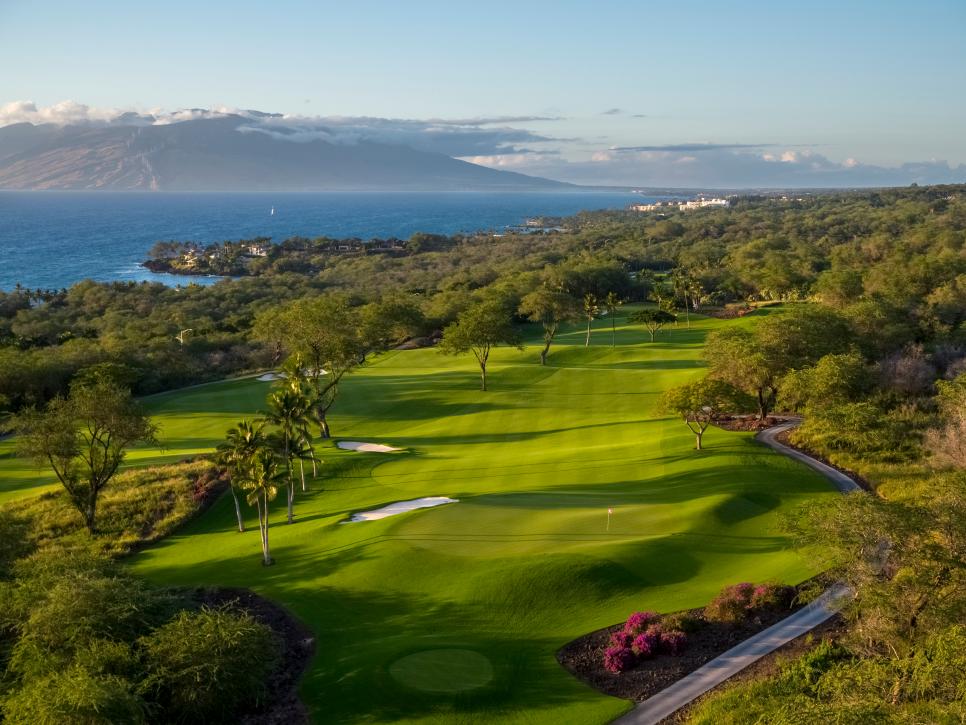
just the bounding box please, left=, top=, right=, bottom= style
left=2, top=549, right=172, bottom=678
left=1, top=665, right=145, bottom=724
left=662, top=612, right=702, bottom=633
left=139, top=606, right=281, bottom=722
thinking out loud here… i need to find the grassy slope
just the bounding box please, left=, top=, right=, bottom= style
left=97, top=310, right=830, bottom=725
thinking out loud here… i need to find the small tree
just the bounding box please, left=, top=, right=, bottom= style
left=779, top=351, right=871, bottom=413
left=518, top=287, right=579, bottom=365
left=438, top=299, right=523, bottom=391
left=603, top=291, right=623, bottom=347
left=16, top=381, right=158, bottom=533
left=237, top=448, right=284, bottom=566
left=582, top=293, right=599, bottom=347
left=633, top=309, right=676, bottom=342
left=661, top=378, right=753, bottom=450
left=215, top=420, right=268, bottom=533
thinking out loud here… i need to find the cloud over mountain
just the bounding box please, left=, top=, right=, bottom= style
left=0, top=101, right=561, bottom=158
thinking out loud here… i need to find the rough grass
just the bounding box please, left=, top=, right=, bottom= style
left=2, top=460, right=221, bottom=557
left=1, top=308, right=838, bottom=724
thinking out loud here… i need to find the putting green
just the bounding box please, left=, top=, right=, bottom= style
left=1, top=309, right=835, bottom=724
left=390, top=649, right=494, bottom=693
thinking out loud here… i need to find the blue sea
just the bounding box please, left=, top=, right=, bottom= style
left=0, top=191, right=654, bottom=291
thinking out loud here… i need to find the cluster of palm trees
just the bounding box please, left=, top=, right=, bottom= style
left=214, top=356, right=325, bottom=566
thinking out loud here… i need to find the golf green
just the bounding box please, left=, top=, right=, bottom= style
left=3, top=311, right=836, bottom=723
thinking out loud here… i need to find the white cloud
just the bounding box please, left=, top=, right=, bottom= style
left=470, top=146, right=966, bottom=188
left=0, top=101, right=560, bottom=157
left=0, top=99, right=125, bottom=126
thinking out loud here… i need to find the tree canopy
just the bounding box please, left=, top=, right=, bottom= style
left=438, top=298, right=523, bottom=390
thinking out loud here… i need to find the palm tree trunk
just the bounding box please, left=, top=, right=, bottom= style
left=611, top=317, right=616, bottom=347
left=230, top=484, right=245, bottom=532
left=259, top=495, right=272, bottom=566
left=284, top=438, right=294, bottom=524
left=585, top=319, right=592, bottom=346
left=299, top=458, right=306, bottom=492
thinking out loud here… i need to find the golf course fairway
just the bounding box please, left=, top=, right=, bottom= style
left=4, top=311, right=838, bottom=723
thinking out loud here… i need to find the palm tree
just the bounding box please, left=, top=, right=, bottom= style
left=583, top=293, right=599, bottom=347
left=214, top=419, right=268, bottom=532
left=671, top=269, right=697, bottom=329
left=237, top=448, right=284, bottom=566
left=603, top=291, right=623, bottom=347
left=292, top=430, right=320, bottom=492
left=264, top=387, right=312, bottom=524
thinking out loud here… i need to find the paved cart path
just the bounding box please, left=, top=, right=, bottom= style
left=612, top=421, right=860, bottom=725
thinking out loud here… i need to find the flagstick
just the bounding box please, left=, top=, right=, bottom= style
left=607, top=507, right=612, bottom=532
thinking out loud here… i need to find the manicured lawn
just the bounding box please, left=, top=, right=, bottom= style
left=2, top=310, right=836, bottom=723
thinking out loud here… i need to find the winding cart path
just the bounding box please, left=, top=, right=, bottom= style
left=612, top=420, right=860, bottom=725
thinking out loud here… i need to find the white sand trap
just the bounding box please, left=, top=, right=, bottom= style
left=257, top=369, right=327, bottom=382
left=346, top=497, right=458, bottom=523
left=337, top=441, right=402, bottom=453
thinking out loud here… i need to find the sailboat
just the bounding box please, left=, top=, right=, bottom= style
left=270, top=206, right=275, bottom=216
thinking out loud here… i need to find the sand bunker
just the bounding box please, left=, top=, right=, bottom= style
left=346, top=497, right=458, bottom=523
left=256, top=368, right=327, bottom=382
left=337, top=441, right=402, bottom=453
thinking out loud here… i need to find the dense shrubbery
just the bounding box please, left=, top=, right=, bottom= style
left=686, top=626, right=966, bottom=724
left=140, top=607, right=281, bottom=722
left=0, top=550, right=281, bottom=724
left=602, top=611, right=689, bottom=673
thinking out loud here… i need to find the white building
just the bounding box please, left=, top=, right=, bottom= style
left=678, top=198, right=730, bottom=211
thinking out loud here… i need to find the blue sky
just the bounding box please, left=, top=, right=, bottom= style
left=2, top=0, right=965, bottom=187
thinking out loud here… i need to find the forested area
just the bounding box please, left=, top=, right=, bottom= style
left=0, top=183, right=963, bottom=721
left=3, top=184, right=963, bottom=423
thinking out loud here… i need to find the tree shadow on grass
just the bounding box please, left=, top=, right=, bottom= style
left=135, top=546, right=629, bottom=724
left=387, top=417, right=655, bottom=449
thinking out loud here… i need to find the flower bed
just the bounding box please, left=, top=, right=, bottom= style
left=557, top=582, right=801, bottom=702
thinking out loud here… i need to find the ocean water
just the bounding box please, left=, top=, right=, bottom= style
left=0, top=191, right=650, bottom=291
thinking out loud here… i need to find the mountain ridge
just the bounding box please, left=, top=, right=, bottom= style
left=0, top=115, right=573, bottom=191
